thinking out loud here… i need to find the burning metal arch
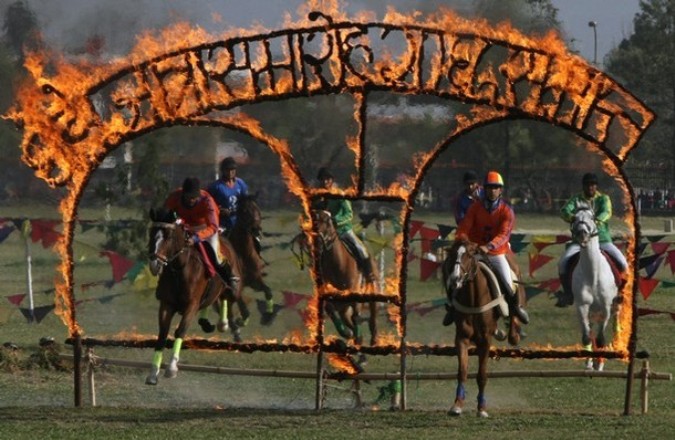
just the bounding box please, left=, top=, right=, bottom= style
left=6, top=10, right=655, bottom=396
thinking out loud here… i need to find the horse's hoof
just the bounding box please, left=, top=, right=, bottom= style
left=477, top=410, right=489, bottom=418
left=594, top=359, right=605, bottom=371
left=145, top=375, right=158, bottom=386
left=448, top=406, right=462, bottom=416
left=198, top=318, right=216, bottom=333
left=217, top=321, right=229, bottom=333
left=585, top=359, right=594, bottom=370
left=164, top=368, right=178, bottom=379
left=233, top=330, right=243, bottom=343
left=260, top=312, right=277, bottom=326
left=493, top=329, right=507, bottom=341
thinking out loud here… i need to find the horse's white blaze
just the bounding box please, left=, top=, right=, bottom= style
left=148, top=230, right=165, bottom=276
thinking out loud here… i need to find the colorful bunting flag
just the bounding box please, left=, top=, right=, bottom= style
left=644, top=255, right=665, bottom=279
left=651, top=242, right=670, bottom=255
left=0, top=225, right=15, bottom=244
left=437, top=224, right=455, bottom=239
left=282, top=291, right=308, bottom=309
left=667, top=250, right=675, bottom=274
left=528, top=253, right=553, bottom=277
left=6, top=293, right=26, bottom=306
left=99, top=250, right=136, bottom=283
left=420, top=257, right=441, bottom=281
left=30, top=219, right=61, bottom=248
left=638, top=277, right=660, bottom=300
left=409, top=220, right=423, bottom=239
left=19, top=304, right=55, bottom=323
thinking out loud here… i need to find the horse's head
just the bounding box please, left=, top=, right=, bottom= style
left=148, top=207, right=190, bottom=275
left=571, top=207, right=598, bottom=248
left=442, top=240, right=478, bottom=293
left=237, top=193, right=262, bottom=235
left=311, top=209, right=336, bottom=249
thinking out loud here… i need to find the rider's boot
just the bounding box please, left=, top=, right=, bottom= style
left=216, top=260, right=240, bottom=294
left=501, top=281, right=529, bottom=325
left=555, top=274, right=574, bottom=307
left=360, top=256, right=377, bottom=286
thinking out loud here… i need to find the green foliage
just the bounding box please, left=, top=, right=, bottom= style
left=605, top=0, right=675, bottom=186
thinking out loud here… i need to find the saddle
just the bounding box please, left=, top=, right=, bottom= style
left=563, top=251, right=623, bottom=287
left=474, top=254, right=511, bottom=318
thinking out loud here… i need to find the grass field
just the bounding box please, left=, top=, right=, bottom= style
left=0, top=202, right=673, bottom=439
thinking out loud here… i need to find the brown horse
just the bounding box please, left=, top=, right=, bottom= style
left=442, top=239, right=522, bottom=417
left=311, top=209, right=378, bottom=347
left=229, top=194, right=276, bottom=324
left=145, top=208, right=242, bottom=385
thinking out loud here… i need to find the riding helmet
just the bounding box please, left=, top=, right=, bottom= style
left=582, top=173, right=598, bottom=185
left=182, top=177, right=201, bottom=198
left=484, top=171, right=504, bottom=187
left=220, top=157, right=238, bottom=172
left=463, top=171, right=478, bottom=184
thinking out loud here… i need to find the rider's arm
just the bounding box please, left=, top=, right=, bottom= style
left=488, top=203, right=514, bottom=252
left=594, top=193, right=612, bottom=224
left=332, top=199, right=353, bottom=230
left=193, top=194, right=221, bottom=242
left=560, top=195, right=578, bottom=223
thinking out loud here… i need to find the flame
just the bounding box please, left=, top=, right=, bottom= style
left=4, top=1, right=653, bottom=360
left=326, top=353, right=358, bottom=374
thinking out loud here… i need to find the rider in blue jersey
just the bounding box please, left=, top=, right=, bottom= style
left=207, top=157, right=249, bottom=235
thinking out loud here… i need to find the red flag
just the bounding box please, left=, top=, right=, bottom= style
left=667, top=250, right=675, bottom=274
left=638, top=277, right=660, bottom=300
left=419, top=227, right=439, bottom=253
left=99, top=251, right=136, bottom=283
left=528, top=253, right=553, bottom=277
left=420, top=258, right=441, bottom=281
left=409, top=220, right=424, bottom=238
left=6, top=293, right=26, bottom=306
left=30, top=219, right=61, bottom=248
left=651, top=242, right=670, bottom=255
left=538, top=278, right=561, bottom=292
left=282, top=291, right=307, bottom=309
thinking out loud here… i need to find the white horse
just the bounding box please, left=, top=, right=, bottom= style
left=570, top=207, right=618, bottom=371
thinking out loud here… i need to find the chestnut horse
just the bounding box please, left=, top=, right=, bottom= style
left=442, top=240, right=523, bottom=417
left=311, top=209, right=378, bottom=347
left=145, top=208, right=242, bottom=385
left=228, top=194, right=275, bottom=325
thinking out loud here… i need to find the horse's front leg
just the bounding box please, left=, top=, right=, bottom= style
left=593, top=304, right=613, bottom=371
left=575, top=303, right=594, bottom=370
left=449, top=336, right=469, bottom=416
left=146, top=302, right=174, bottom=385
left=165, top=302, right=199, bottom=379
left=475, top=339, right=490, bottom=418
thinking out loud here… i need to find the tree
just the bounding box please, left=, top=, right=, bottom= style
left=605, top=0, right=675, bottom=189
left=2, top=1, right=40, bottom=61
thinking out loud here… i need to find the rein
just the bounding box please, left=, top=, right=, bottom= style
left=451, top=255, right=508, bottom=315
left=150, top=222, right=191, bottom=266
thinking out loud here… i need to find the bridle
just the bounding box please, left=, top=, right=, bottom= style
left=313, top=210, right=338, bottom=252
left=571, top=207, right=598, bottom=248
left=149, top=221, right=191, bottom=268
left=446, top=243, right=478, bottom=293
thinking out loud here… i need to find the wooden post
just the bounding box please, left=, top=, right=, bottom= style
left=640, top=360, right=650, bottom=414
left=315, top=296, right=325, bottom=411
left=73, top=335, right=82, bottom=407
left=86, top=347, right=97, bottom=407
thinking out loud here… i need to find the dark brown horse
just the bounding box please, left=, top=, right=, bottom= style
left=442, top=239, right=522, bottom=417
left=145, top=208, right=242, bottom=385
left=228, top=194, right=276, bottom=324
left=311, top=209, right=378, bottom=347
